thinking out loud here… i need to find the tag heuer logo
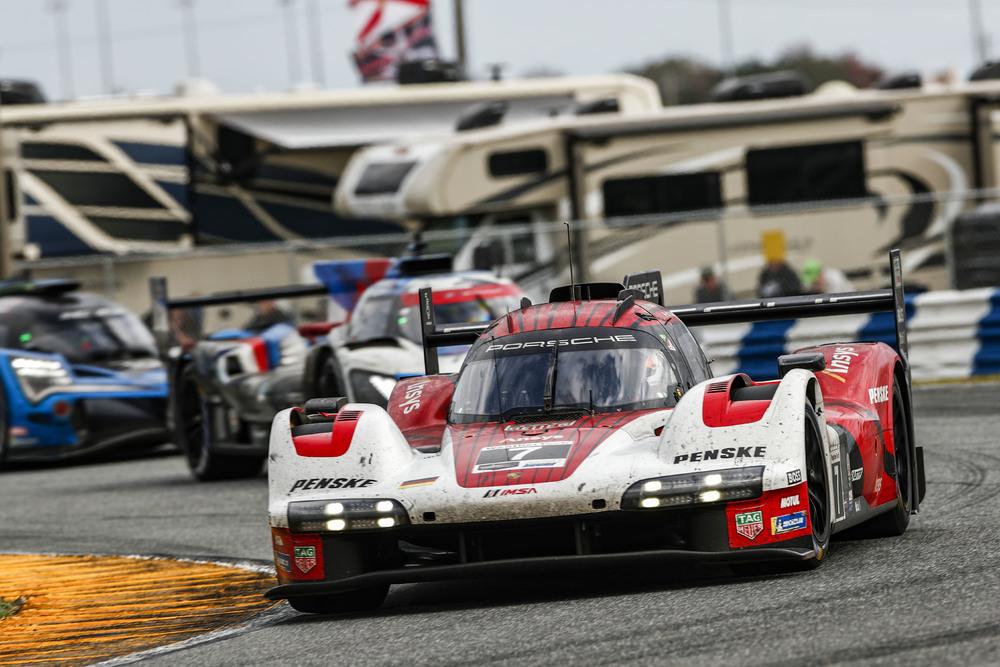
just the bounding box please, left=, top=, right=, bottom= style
left=735, top=510, right=763, bottom=540
left=294, top=546, right=317, bottom=574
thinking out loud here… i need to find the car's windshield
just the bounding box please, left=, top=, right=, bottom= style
left=15, top=307, right=158, bottom=364
left=349, top=284, right=521, bottom=344
left=450, top=328, right=680, bottom=423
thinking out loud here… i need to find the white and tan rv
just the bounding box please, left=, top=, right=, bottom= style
left=0, top=74, right=659, bottom=259
left=335, top=79, right=1000, bottom=301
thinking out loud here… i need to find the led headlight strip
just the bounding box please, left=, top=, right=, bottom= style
left=622, top=466, right=764, bottom=510
left=288, top=498, right=409, bottom=533
left=9, top=356, right=72, bottom=402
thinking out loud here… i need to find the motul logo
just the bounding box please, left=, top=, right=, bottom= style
left=483, top=488, right=537, bottom=498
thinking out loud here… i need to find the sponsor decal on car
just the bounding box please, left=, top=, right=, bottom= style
left=787, top=469, right=803, bottom=485
left=822, top=346, right=859, bottom=383
left=293, top=546, right=317, bottom=574
left=673, top=446, right=765, bottom=464
left=501, top=434, right=565, bottom=443
left=771, top=510, right=808, bottom=535
left=505, top=421, right=576, bottom=432
left=399, top=476, right=438, bottom=489
left=780, top=494, right=800, bottom=508
left=483, top=487, right=537, bottom=498
left=474, top=443, right=571, bottom=473
left=485, top=334, right=637, bottom=353
left=289, top=477, right=377, bottom=493
left=735, top=510, right=763, bottom=540
left=401, top=378, right=432, bottom=414
left=275, top=551, right=291, bottom=573
left=851, top=468, right=863, bottom=482
left=868, top=385, right=889, bottom=404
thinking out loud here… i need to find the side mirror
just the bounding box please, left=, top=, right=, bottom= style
left=777, top=352, right=825, bottom=378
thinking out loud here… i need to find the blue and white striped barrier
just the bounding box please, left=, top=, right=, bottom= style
left=695, top=288, right=1000, bottom=381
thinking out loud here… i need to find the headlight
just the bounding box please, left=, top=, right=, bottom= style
left=288, top=498, right=409, bottom=533
left=350, top=370, right=397, bottom=403
left=622, top=466, right=764, bottom=510
left=10, top=356, right=72, bottom=402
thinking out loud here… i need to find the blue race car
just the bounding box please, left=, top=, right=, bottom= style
left=0, top=279, right=168, bottom=466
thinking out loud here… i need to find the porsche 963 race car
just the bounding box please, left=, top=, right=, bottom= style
left=264, top=250, right=926, bottom=614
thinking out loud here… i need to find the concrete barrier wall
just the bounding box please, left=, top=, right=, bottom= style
left=696, top=288, right=1000, bottom=381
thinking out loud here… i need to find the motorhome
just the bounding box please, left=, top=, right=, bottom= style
left=0, top=74, right=658, bottom=259
left=335, top=78, right=1000, bottom=301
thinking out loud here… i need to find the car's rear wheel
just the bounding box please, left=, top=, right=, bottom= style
left=173, top=364, right=264, bottom=481
left=858, top=376, right=912, bottom=537
left=287, top=585, right=388, bottom=615
left=799, top=401, right=832, bottom=569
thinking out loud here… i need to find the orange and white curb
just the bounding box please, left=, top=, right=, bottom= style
left=0, top=553, right=281, bottom=666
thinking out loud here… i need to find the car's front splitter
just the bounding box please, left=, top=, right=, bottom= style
left=265, top=544, right=815, bottom=600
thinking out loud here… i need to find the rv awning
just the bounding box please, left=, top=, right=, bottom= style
left=213, top=94, right=576, bottom=151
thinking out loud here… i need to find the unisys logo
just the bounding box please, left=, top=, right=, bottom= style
left=822, top=346, right=859, bottom=383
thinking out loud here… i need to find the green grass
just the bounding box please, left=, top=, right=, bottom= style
left=0, top=597, right=25, bottom=620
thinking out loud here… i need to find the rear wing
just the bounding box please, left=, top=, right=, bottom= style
left=149, top=276, right=329, bottom=354
left=417, top=249, right=909, bottom=376
left=669, top=249, right=910, bottom=369
left=418, top=286, right=490, bottom=375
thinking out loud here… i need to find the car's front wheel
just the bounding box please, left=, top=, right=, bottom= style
left=287, top=585, right=388, bottom=615
left=173, top=364, right=264, bottom=481
left=800, top=401, right=832, bottom=568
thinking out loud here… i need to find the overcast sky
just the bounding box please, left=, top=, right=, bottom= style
left=0, top=0, right=996, bottom=101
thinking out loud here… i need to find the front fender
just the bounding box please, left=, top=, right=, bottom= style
left=658, top=369, right=824, bottom=493
left=267, top=404, right=416, bottom=526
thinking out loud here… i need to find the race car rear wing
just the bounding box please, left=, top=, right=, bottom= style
left=149, top=276, right=330, bottom=354
left=666, top=249, right=910, bottom=368
left=418, top=249, right=909, bottom=375
left=418, top=287, right=491, bottom=375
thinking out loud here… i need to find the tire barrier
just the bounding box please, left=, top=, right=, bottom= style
left=696, top=288, right=1000, bottom=381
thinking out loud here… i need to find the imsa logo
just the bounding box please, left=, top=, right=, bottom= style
left=483, top=488, right=537, bottom=498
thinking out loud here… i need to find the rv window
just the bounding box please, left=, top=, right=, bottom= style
left=354, top=161, right=417, bottom=196
left=746, top=141, right=866, bottom=206
left=21, top=142, right=105, bottom=162
left=602, top=172, right=722, bottom=218
left=488, top=149, right=549, bottom=177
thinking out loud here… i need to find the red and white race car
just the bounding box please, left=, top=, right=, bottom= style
left=264, top=251, right=926, bottom=614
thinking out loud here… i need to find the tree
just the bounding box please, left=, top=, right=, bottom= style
left=626, top=44, right=885, bottom=105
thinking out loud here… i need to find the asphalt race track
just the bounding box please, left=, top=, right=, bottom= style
left=2, top=383, right=999, bottom=666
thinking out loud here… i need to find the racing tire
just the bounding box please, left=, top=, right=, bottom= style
left=796, top=401, right=833, bottom=570
left=855, top=377, right=912, bottom=538
left=173, top=363, right=264, bottom=481
left=304, top=346, right=347, bottom=401
left=287, top=585, right=389, bottom=614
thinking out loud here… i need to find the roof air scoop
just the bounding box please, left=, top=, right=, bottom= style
left=455, top=101, right=508, bottom=132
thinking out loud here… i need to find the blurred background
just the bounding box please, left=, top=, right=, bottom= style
left=1, top=0, right=1000, bottom=326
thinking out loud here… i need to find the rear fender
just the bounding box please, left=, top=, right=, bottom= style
left=267, top=404, right=415, bottom=525
left=659, top=369, right=825, bottom=494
